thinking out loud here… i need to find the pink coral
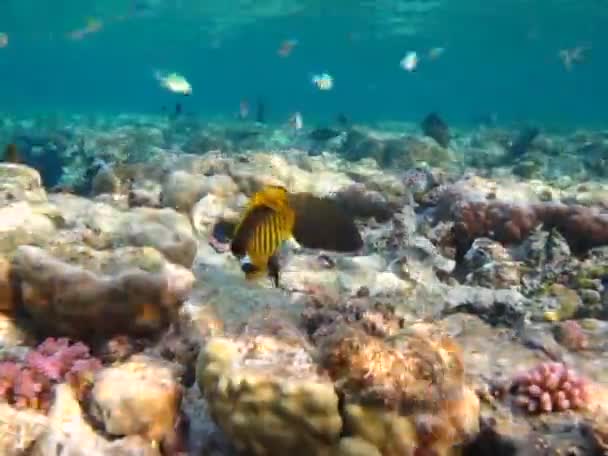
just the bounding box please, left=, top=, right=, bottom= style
left=0, top=337, right=102, bottom=412
left=554, top=320, right=589, bottom=351
left=511, top=362, right=590, bottom=414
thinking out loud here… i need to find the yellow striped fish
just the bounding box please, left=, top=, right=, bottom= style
left=229, top=185, right=364, bottom=286
left=230, top=186, right=295, bottom=286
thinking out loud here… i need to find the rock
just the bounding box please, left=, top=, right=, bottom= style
left=161, top=170, right=208, bottom=212
left=0, top=402, right=48, bottom=455
left=332, top=184, right=397, bottom=222
left=32, top=383, right=161, bottom=456
left=121, top=208, right=198, bottom=268
left=191, top=193, right=239, bottom=236
left=181, top=268, right=302, bottom=342
left=47, top=194, right=198, bottom=268
left=128, top=187, right=161, bottom=208
left=89, top=355, right=183, bottom=447
left=91, top=164, right=121, bottom=195
left=368, top=271, right=413, bottom=297
left=440, top=313, right=608, bottom=454
left=0, top=256, right=16, bottom=313
left=12, top=245, right=194, bottom=338
left=463, top=238, right=521, bottom=289
left=0, top=313, right=35, bottom=348
left=0, top=202, right=59, bottom=255
left=180, top=384, right=234, bottom=455
left=463, top=414, right=541, bottom=455
left=0, top=163, right=47, bottom=205
left=444, top=285, right=529, bottom=325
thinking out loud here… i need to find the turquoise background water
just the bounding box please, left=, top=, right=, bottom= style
left=0, top=0, right=605, bottom=127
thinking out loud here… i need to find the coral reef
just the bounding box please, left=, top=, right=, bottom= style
left=461, top=237, right=522, bottom=288
left=31, top=383, right=164, bottom=455
left=88, top=354, right=184, bottom=451
left=12, top=245, right=194, bottom=338
left=197, top=310, right=479, bottom=456
left=436, top=177, right=608, bottom=257
left=196, top=327, right=342, bottom=455
left=511, top=362, right=590, bottom=414
left=3, top=114, right=608, bottom=454
left=0, top=337, right=101, bottom=413
left=301, top=296, right=404, bottom=341
left=320, top=323, right=479, bottom=455
left=553, top=320, right=589, bottom=351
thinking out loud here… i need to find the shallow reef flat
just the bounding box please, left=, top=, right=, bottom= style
left=0, top=113, right=607, bottom=455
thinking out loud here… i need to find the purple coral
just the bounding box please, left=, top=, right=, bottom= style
left=511, top=362, right=590, bottom=414
left=0, top=337, right=102, bottom=413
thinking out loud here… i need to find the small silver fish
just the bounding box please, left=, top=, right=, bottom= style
left=400, top=51, right=418, bottom=72
left=290, top=112, right=303, bottom=131
left=155, top=71, right=192, bottom=95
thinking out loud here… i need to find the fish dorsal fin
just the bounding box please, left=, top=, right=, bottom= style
left=288, top=193, right=363, bottom=252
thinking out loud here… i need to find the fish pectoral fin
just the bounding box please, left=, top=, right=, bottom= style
left=240, top=261, right=259, bottom=275
left=283, top=236, right=301, bottom=250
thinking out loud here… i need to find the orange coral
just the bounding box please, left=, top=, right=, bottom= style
left=318, top=324, right=478, bottom=453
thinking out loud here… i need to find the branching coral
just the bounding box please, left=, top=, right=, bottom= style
left=0, top=337, right=101, bottom=413
left=511, top=362, right=590, bottom=414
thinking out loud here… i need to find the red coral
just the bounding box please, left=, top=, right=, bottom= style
left=511, top=362, right=590, bottom=414
left=0, top=337, right=102, bottom=413
left=438, top=183, right=608, bottom=256
left=554, top=320, right=589, bottom=351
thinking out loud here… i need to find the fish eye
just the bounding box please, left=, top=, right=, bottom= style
left=241, top=263, right=258, bottom=273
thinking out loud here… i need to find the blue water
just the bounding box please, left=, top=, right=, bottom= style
left=0, top=0, right=606, bottom=126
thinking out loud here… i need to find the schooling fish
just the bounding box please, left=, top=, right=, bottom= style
left=229, top=185, right=363, bottom=286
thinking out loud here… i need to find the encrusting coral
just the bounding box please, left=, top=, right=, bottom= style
left=0, top=337, right=101, bottom=413
left=553, top=320, right=589, bottom=351
left=301, top=296, right=405, bottom=342
left=318, top=323, right=479, bottom=455
left=10, top=245, right=194, bottom=338
left=197, top=320, right=343, bottom=456
left=510, top=362, right=590, bottom=414
left=197, top=309, right=480, bottom=456
left=436, top=181, right=608, bottom=257
left=88, top=354, right=185, bottom=452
